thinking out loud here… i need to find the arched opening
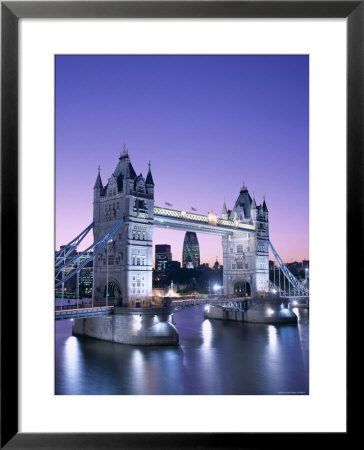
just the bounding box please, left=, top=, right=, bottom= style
left=234, top=281, right=251, bottom=297
left=103, top=280, right=122, bottom=306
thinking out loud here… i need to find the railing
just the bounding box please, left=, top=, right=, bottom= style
left=55, top=306, right=114, bottom=321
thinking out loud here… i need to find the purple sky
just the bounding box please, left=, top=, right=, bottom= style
left=56, top=55, right=309, bottom=266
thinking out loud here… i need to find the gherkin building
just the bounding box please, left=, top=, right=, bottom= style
left=182, top=232, right=200, bottom=268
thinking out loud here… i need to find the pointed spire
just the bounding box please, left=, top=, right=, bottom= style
left=119, top=143, right=129, bottom=159
left=222, top=199, right=228, bottom=214
left=94, top=166, right=103, bottom=189
left=263, top=195, right=268, bottom=212
left=146, top=160, right=154, bottom=185
left=251, top=194, right=257, bottom=209
left=240, top=181, right=248, bottom=192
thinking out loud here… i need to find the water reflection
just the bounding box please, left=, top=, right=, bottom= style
left=64, top=336, right=82, bottom=381
left=201, top=319, right=213, bottom=347
left=268, top=325, right=278, bottom=347
left=56, top=306, right=309, bottom=395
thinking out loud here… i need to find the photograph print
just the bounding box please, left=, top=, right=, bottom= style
left=55, top=55, right=309, bottom=395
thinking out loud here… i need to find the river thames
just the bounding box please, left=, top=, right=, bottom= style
left=55, top=306, right=308, bottom=395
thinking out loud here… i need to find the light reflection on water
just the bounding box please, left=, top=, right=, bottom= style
left=201, top=319, right=213, bottom=347
left=56, top=306, right=309, bottom=395
left=63, top=336, right=82, bottom=385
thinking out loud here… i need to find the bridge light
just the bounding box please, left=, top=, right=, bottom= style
left=266, top=308, right=274, bottom=316
left=208, top=211, right=217, bottom=225
left=292, top=301, right=298, bottom=306
left=213, top=284, right=221, bottom=292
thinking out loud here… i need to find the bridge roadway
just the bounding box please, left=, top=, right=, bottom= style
left=55, top=297, right=249, bottom=321
left=55, top=295, right=308, bottom=320
left=55, top=305, right=114, bottom=321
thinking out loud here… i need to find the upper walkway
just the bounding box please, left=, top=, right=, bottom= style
left=153, top=206, right=255, bottom=235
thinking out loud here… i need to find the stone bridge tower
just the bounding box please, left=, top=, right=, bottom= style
left=92, top=149, right=154, bottom=307
left=222, top=185, right=269, bottom=297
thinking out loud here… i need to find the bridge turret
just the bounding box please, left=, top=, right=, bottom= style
left=251, top=196, right=257, bottom=221
left=222, top=185, right=270, bottom=298
left=221, top=200, right=228, bottom=220
left=93, top=167, right=103, bottom=222
left=262, top=197, right=268, bottom=221
left=251, top=198, right=269, bottom=294
left=93, top=150, right=154, bottom=309
left=232, top=183, right=252, bottom=220
left=94, top=167, right=103, bottom=191
left=145, top=161, right=154, bottom=197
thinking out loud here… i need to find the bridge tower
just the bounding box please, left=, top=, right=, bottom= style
left=93, top=149, right=154, bottom=307
left=222, top=185, right=269, bottom=297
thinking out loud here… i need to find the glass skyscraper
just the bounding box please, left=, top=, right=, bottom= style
left=182, top=232, right=200, bottom=268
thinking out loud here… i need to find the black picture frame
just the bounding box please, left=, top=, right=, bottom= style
left=1, top=1, right=355, bottom=448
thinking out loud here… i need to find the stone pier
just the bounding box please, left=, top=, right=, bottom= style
left=72, top=307, right=179, bottom=345
left=205, top=297, right=297, bottom=324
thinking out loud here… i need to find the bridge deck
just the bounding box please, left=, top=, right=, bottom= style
left=55, top=306, right=114, bottom=321
left=54, top=297, right=250, bottom=320
left=54, top=296, right=305, bottom=320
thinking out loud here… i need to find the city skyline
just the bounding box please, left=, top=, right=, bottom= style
left=56, top=55, right=309, bottom=266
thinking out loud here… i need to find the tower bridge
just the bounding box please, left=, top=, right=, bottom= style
left=55, top=151, right=308, bottom=345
